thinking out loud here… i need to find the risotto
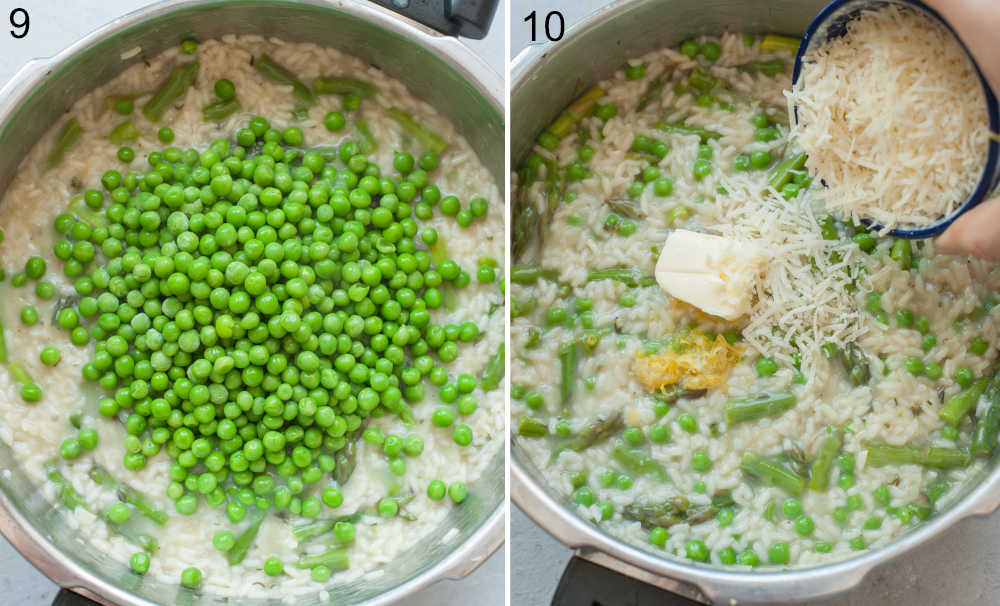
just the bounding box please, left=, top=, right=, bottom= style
left=512, top=32, right=1000, bottom=569
left=0, top=35, right=504, bottom=597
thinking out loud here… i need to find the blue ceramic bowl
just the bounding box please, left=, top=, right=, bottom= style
left=792, top=0, right=1000, bottom=238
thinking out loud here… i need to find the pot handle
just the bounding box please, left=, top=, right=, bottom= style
left=369, top=0, right=499, bottom=39
left=551, top=556, right=705, bottom=606
left=52, top=589, right=101, bottom=606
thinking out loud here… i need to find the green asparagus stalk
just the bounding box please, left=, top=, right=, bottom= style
left=687, top=68, right=718, bottom=92
left=547, top=85, right=605, bottom=139
left=386, top=108, right=448, bottom=155
left=586, top=267, right=656, bottom=288
left=202, top=98, right=242, bottom=122
left=108, top=521, right=158, bottom=553
left=255, top=55, right=316, bottom=109
left=637, top=72, right=670, bottom=111
left=807, top=427, right=843, bottom=491
left=821, top=343, right=871, bottom=386
left=69, top=413, right=83, bottom=430
left=227, top=509, right=266, bottom=565
left=551, top=412, right=623, bottom=458
left=89, top=466, right=168, bottom=526
left=44, top=461, right=92, bottom=513
left=510, top=266, right=560, bottom=285
left=971, top=373, right=1000, bottom=455
left=559, top=341, right=577, bottom=410
left=295, top=547, right=349, bottom=570
left=0, top=318, right=8, bottom=364
left=939, top=378, right=989, bottom=426
left=333, top=430, right=360, bottom=486
left=142, top=61, right=199, bottom=122
left=606, top=199, right=643, bottom=220
left=108, top=120, right=139, bottom=144
left=725, top=392, right=796, bottom=425
left=760, top=34, right=801, bottom=53
left=736, top=60, right=784, bottom=77
left=511, top=297, right=537, bottom=318
left=866, top=443, right=972, bottom=469
left=293, top=512, right=363, bottom=543
left=611, top=442, right=670, bottom=482
left=518, top=417, right=548, bottom=438
left=622, top=496, right=693, bottom=528
left=740, top=451, right=805, bottom=495
left=313, top=76, right=378, bottom=98
left=890, top=239, right=912, bottom=270
left=656, top=121, right=722, bottom=143
left=45, top=119, right=84, bottom=170
left=480, top=343, right=505, bottom=392
left=354, top=119, right=377, bottom=154
left=768, top=153, right=807, bottom=190
left=8, top=361, right=33, bottom=384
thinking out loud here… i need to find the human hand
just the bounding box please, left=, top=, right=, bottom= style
left=924, top=0, right=1000, bottom=260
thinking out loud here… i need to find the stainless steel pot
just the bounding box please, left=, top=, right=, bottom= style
left=511, top=1, right=1000, bottom=603
left=0, top=1, right=504, bottom=604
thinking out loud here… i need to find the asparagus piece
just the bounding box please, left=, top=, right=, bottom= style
left=89, top=466, right=168, bottom=526
left=8, top=361, right=33, bottom=384
left=44, top=461, right=92, bottom=513
left=611, top=442, right=670, bottom=482
left=108, top=521, right=158, bottom=553
left=866, top=443, right=972, bottom=469
left=687, top=68, right=718, bottom=92
left=586, top=267, right=656, bottom=288
left=512, top=198, right=540, bottom=259
left=142, top=61, right=199, bottom=122
left=518, top=417, right=548, bottom=438
left=740, top=451, right=805, bottom=495
left=559, top=341, right=578, bottom=410
left=202, top=98, right=242, bottom=122
left=547, top=85, right=605, bottom=139
left=227, top=509, right=266, bottom=565
left=313, top=76, right=378, bottom=98
left=0, top=318, right=8, bottom=364
left=606, top=199, right=643, bottom=220
left=333, top=430, right=360, bottom=486
left=656, top=121, right=722, bottom=143
left=637, top=72, right=670, bottom=111
left=890, top=239, right=912, bottom=270
left=255, top=55, right=316, bottom=109
left=622, top=496, right=692, bottom=528
left=971, top=373, right=1000, bottom=455
left=578, top=328, right=610, bottom=353
left=386, top=108, right=448, bottom=155
left=511, top=297, right=537, bottom=318
left=760, top=34, right=801, bottom=53
left=807, top=427, right=843, bottom=491
left=767, top=153, right=808, bottom=190
left=108, top=120, right=139, bottom=144
left=510, top=266, right=560, bottom=285
left=45, top=119, right=84, bottom=170
left=69, top=413, right=83, bottom=430
left=295, top=547, right=350, bottom=570
left=711, top=490, right=736, bottom=509
left=353, top=119, right=378, bottom=154
left=293, top=512, right=363, bottom=543
left=821, top=343, right=870, bottom=386
left=551, top=412, right=623, bottom=458
left=480, top=343, right=505, bottom=392
left=725, top=392, right=796, bottom=425
left=939, top=378, right=989, bottom=426
left=736, top=60, right=785, bottom=77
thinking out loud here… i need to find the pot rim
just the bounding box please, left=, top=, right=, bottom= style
left=509, top=0, right=1000, bottom=601
left=0, top=0, right=504, bottom=604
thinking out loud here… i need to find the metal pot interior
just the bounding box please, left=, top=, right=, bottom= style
left=0, top=1, right=504, bottom=604
left=511, top=0, right=1000, bottom=602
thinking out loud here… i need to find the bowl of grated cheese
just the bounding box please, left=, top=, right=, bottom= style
left=790, top=0, right=1000, bottom=238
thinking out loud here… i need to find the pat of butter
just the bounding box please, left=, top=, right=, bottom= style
left=655, top=229, right=766, bottom=320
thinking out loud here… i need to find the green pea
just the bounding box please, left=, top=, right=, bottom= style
left=768, top=542, right=790, bottom=565
left=755, top=357, right=778, bottom=377
left=677, top=412, right=697, bottom=433
left=649, top=527, right=669, bottom=547
left=130, top=552, right=150, bottom=574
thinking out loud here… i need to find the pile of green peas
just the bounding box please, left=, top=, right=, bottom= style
left=38, top=116, right=493, bottom=528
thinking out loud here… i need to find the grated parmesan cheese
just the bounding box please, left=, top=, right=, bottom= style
left=787, top=4, right=990, bottom=230
left=712, top=173, right=871, bottom=385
